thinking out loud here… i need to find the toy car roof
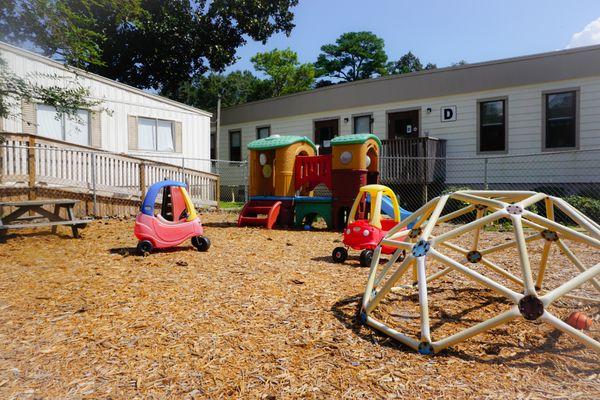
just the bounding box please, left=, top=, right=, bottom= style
left=141, top=180, right=187, bottom=216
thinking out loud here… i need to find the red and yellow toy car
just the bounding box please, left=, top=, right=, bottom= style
left=332, top=184, right=410, bottom=267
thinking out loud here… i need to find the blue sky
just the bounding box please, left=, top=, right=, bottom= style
left=226, top=0, right=600, bottom=75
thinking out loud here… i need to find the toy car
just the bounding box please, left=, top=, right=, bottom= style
left=332, top=184, right=410, bottom=267
left=134, top=180, right=210, bottom=254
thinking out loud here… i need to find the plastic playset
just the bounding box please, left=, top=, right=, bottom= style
left=134, top=180, right=210, bottom=254
left=358, top=190, right=599, bottom=354
left=238, top=134, right=384, bottom=230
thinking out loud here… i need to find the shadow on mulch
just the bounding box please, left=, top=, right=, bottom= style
left=331, top=292, right=600, bottom=372
left=202, top=221, right=238, bottom=228
left=310, top=255, right=392, bottom=267
left=310, top=255, right=365, bottom=268
left=109, top=246, right=196, bottom=256
left=0, top=231, right=75, bottom=242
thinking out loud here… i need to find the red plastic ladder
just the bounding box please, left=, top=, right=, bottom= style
left=237, top=200, right=282, bottom=229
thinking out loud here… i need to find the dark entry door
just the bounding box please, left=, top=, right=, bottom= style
left=388, top=110, right=420, bottom=139
left=314, top=118, right=339, bottom=154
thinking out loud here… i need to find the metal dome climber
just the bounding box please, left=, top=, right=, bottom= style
left=359, top=190, right=600, bottom=355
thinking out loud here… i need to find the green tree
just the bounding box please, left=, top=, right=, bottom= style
left=387, top=51, right=437, bottom=75
left=176, top=71, right=265, bottom=113
left=314, top=31, right=387, bottom=83
left=452, top=60, right=468, bottom=66
left=1, top=0, right=299, bottom=95
left=251, top=48, right=314, bottom=97
left=0, top=0, right=139, bottom=68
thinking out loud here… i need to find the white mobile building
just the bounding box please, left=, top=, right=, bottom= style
left=0, top=41, right=212, bottom=172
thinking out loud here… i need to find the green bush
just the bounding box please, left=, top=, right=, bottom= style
left=440, top=185, right=477, bottom=223
left=562, top=195, right=600, bottom=223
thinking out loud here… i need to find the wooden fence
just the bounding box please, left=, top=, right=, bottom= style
left=0, top=133, right=219, bottom=214
left=380, top=137, right=447, bottom=184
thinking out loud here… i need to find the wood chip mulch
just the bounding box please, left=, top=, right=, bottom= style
left=0, top=212, right=598, bottom=399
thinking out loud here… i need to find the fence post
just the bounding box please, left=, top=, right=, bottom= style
left=180, top=156, right=186, bottom=184
left=216, top=174, right=221, bottom=208
left=243, top=160, right=249, bottom=203
left=91, top=152, right=98, bottom=216
left=484, top=158, right=489, bottom=190
left=139, top=162, right=146, bottom=196
left=27, top=136, right=36, bottom=201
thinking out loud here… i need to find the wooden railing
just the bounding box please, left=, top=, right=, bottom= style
left=0, top=133, right=219, bottom=208
left=380, top=137, right=447, bottom=184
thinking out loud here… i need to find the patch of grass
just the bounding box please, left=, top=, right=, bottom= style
left=219, top=201, right=244, bottom=209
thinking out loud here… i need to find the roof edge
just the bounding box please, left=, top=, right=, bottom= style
left=222, top=43, right=600, bottom=113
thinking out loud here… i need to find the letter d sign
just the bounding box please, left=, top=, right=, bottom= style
left=441, top=106, right=457, bottom=122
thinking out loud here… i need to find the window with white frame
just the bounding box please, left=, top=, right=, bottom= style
left=137, top=117, right=175, bottom=151
left=36, top=104, right=90, bottom=146
left=353, top=115, right=372, bottom=134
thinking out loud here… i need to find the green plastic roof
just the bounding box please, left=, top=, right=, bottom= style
left=247, top=135, right=316, bottom=151
left=330, top=134, right=381, bottom=148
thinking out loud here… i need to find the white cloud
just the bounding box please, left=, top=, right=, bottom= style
left=567, top=17, right=600, bottom=48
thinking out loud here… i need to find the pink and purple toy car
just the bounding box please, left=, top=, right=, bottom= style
left=134, top=180, right=210, bottom=254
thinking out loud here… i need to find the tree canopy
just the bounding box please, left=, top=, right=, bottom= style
left=314, top=31, right=388, bottom=83
left=251, top=48, right=314, bottom=97
left=387, top=51, right=437, bottom=75
left=175, top=48, right=314, bottom=112
left=175, top=71, right=266, bottom=113
left=1, top=0, right=299, bottom=94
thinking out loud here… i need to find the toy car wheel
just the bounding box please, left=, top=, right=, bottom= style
left=359, top=250, right=374, bottom=268
left=137, top=240, right=153, bottom=255
left=192, top=236, right=211, bottom=252
left=332, top=247, right=348, bottom=263
left=398, top=250, right=407, bottom=262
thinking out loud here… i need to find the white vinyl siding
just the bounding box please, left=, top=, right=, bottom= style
left=220, top=75, right=600, bottom=185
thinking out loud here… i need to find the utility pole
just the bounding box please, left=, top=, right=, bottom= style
left=215, top=93, right=222, bottom=160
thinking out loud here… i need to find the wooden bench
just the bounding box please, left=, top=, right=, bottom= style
left=0, top=199, right=90, bottom=241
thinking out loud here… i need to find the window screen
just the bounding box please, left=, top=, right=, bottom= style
left=156, top=120, right=174, bottom=151
left=353, top=115, right=372, bottom=134
left=479, top=100, right=506, bottom=152
left=230, top=130, right=241, bottom=161
left=37, top=104, right=89, bottom=145
left=257, top=126, right=270, bottom=139
left=138, top=117, right=156, bottom=150
left=545, top=91, right=576, bottom=149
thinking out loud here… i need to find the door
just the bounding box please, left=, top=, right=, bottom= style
left=388, top=110, right=420, bottom=139
left=314, top=118, right=339, bottom=154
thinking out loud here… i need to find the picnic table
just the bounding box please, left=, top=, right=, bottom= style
left=0, top=199, right=89, bottom=241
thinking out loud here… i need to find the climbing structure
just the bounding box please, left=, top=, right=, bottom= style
left=360, top=190, right=600, bottom=354
left=239, top=135, right=316, bottom=229
left=239, top=133, right=381, bottom=230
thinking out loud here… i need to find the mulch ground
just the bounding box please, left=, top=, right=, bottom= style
left=0, top=211, right=598, bottom=399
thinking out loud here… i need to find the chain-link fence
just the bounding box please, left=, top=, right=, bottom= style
left=381, top=148, right=600, bottom=221
left=193, top=148, right=600, bottom=213
left=210, top=160, right=248, bottom=204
